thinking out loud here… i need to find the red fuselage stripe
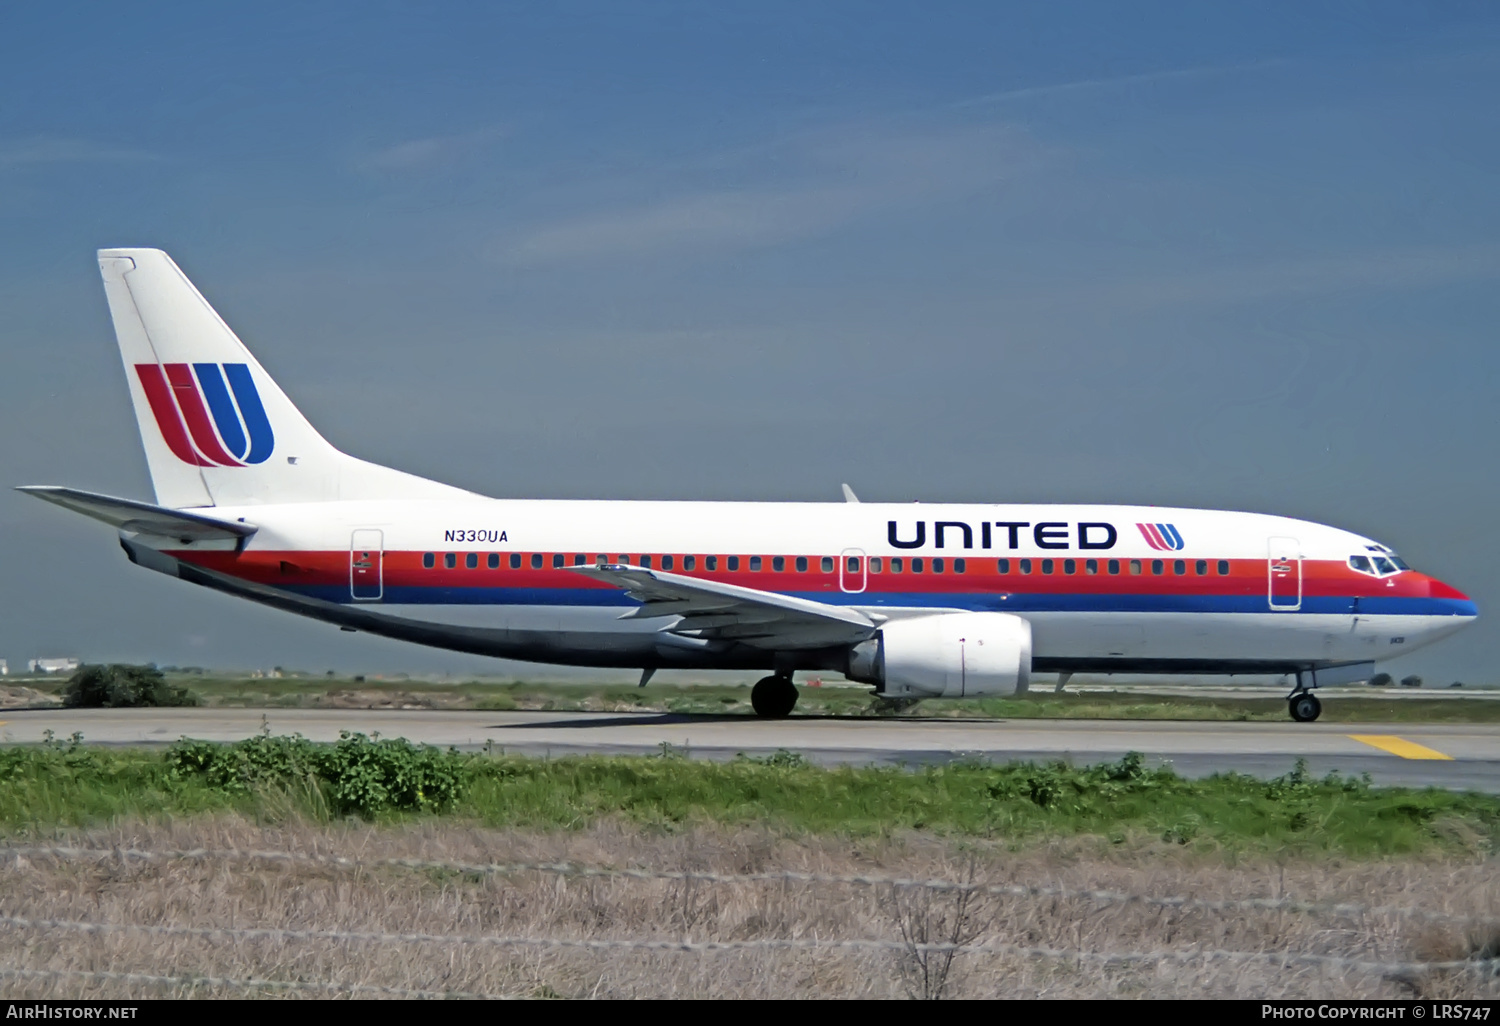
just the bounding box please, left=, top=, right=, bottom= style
left=169, top=551, right=1441, bottom=601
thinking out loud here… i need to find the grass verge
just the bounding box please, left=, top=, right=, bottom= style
left=2, top=732, right=1496, bottom=858
left=11, top=673, right=1499, bottom=723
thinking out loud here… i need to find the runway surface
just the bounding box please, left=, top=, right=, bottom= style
left=2, top=707, right=1497, bottom=791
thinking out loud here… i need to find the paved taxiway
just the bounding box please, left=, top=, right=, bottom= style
left=2, top=708, right=1496, bottom=791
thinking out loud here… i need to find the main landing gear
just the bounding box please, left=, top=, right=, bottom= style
left=751, top=674, right=799, bottom=718
left=1288, top=690, right=1322, bottom=723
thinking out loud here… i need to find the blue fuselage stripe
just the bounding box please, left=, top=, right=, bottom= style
left=275, top=585, right=1478, bottom=618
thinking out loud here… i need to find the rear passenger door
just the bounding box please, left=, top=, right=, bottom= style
left=350, top=529, right=384, bottom=601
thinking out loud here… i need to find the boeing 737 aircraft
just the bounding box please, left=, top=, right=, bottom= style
left=20, top=250, right=1478, bottom=721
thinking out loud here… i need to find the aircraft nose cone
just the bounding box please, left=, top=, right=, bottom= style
left=1426, top=575, right=1477, bottom=616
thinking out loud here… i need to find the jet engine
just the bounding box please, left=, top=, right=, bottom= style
left=845, top=611, right=1032, bottom=698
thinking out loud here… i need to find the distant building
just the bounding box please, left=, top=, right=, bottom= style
left=28, top=658, right=79, bottom=675
left=0, top=660, right=7, bottom=676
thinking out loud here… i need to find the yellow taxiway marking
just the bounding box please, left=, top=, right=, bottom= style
left=1348, top=735, right=1454, bottom=761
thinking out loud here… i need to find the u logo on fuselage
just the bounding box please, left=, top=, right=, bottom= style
left=135, top=362, right=274, bottom=467
left=1137, top=523, right=1185, bottom=551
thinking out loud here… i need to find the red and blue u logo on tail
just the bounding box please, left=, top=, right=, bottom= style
left=135, top=363, right=274, bottom=467
left=1137, top=523, right=1185, bottom=551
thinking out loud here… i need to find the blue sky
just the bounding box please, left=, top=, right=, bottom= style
left=2, top=3, right=1498, bottom=681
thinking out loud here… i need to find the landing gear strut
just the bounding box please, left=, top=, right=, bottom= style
left=751, top=674, right=798, bottom=718
left=1288, top=690, right=1322, bottom=723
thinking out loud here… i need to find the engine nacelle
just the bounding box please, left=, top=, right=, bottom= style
left=846, top=612, right=1032, bottom=698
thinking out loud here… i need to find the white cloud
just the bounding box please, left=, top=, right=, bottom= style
left=956, top=59, right=1285, bottom=107
left=501, top=120, right=1041, bottom=265
left=364, top=127, right=507, bottom=172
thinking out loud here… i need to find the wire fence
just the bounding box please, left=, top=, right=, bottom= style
left=0, top=912, right=1494, bottom=977
left=3, top=844, right=1495, bottom=927
left=0, top=966, right=503, bottom=1000
left=3, top=844, right=1497, bottom=997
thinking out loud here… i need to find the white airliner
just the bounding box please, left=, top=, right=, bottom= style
left=20, top=250, right=1478, bottom=722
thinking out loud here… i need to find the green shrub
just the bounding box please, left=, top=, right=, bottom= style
left=166, top=731, right=465, bottom=817
left=63, top=664, right=198, bottom=708
left=320, top=731, right=466, bottom=816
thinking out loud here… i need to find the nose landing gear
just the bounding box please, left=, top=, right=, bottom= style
left=751, top=674, right=799, bottom=718
left=1288, top=691, right=1322, bottom=723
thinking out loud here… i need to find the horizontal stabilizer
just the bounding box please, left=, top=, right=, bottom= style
left=16, top=486, right=257, bottom=543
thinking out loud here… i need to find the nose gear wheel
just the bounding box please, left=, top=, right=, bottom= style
left=1288, top=692, right=1322, bottom=722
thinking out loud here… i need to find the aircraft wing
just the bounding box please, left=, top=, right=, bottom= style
left=567, top=563, right=877, bottom=649
left=17, top=486, right=257, bottom=544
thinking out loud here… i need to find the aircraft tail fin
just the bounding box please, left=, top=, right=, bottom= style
left=97, top=248, right=473, bottom=508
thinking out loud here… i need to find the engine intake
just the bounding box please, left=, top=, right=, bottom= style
left=846, top=611, right=1032, bottom=698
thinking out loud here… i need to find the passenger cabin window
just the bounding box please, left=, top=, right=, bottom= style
left=1173, top=559, right=1185, bottom=575
left=552, top=553, right=564, bottom=569
left=1129, top=559, right=1141, bottom=575
left=572, top=554, right=585, bottom=566
left=444, top=553, right=457, bottom=569
left=772, top=556, right=785, bottom=572
left=911, top=558, right=924, bottom=573
left=684, top=555, right=696, bottom=571
left=423, top=553, right=435, bottom=569
left=997, top=558, right=1010, bottom=574
left=954, top=558, right=966, bottom=573
left=1020, top=559, right=1032, bottom=574
left=1108, top=559, right=1120, bottom=575
left=1195, top=560, right=1207, bottom=575
left=640, top=555, right=653, bottom=568
left=510, top=554, right=521, bottom=569
left=1085, top=559, right=1098, bottom=575
left=932, top=558, right=944, bottom=573
left=890, top=557, right=903, bottom=573
left=466, top=553, right=478, bottom=569
left=1217, top=560, right=1230, bottom=575
left=750, top=556, right=762, bottom=571
left=795, top=556, right=807, bottom=573
left=1063, top=559, right=1076, bottom=575
left=661, top=555, right=674, bottom=570
left=488, top=553, right=500, bottom=569
left=869, top=557, right=883, bottom=573
left=727, top=556, right=739, bottom=571
left=1041, top=559, right=1053, bottom=574
left=823, top=557, right=836, bottom=573
left=596, top=554, right=608, bottom=567
left=706, top=556, right=718, bottom=571
left=1152, top=560, right=1163, bottom=575
left=531, top=553, right=543, bottom=569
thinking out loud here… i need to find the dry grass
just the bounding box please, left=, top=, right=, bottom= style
left=1, top=817, right=1497, bottom=999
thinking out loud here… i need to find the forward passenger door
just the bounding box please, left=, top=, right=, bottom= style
left=1267, top=537, right=1301, bottom=611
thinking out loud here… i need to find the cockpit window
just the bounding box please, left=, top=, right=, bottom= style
left=1350, top=551, right=1408, bottom=577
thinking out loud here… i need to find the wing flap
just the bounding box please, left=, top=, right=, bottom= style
left=568, top=563, right=875, bottom=650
